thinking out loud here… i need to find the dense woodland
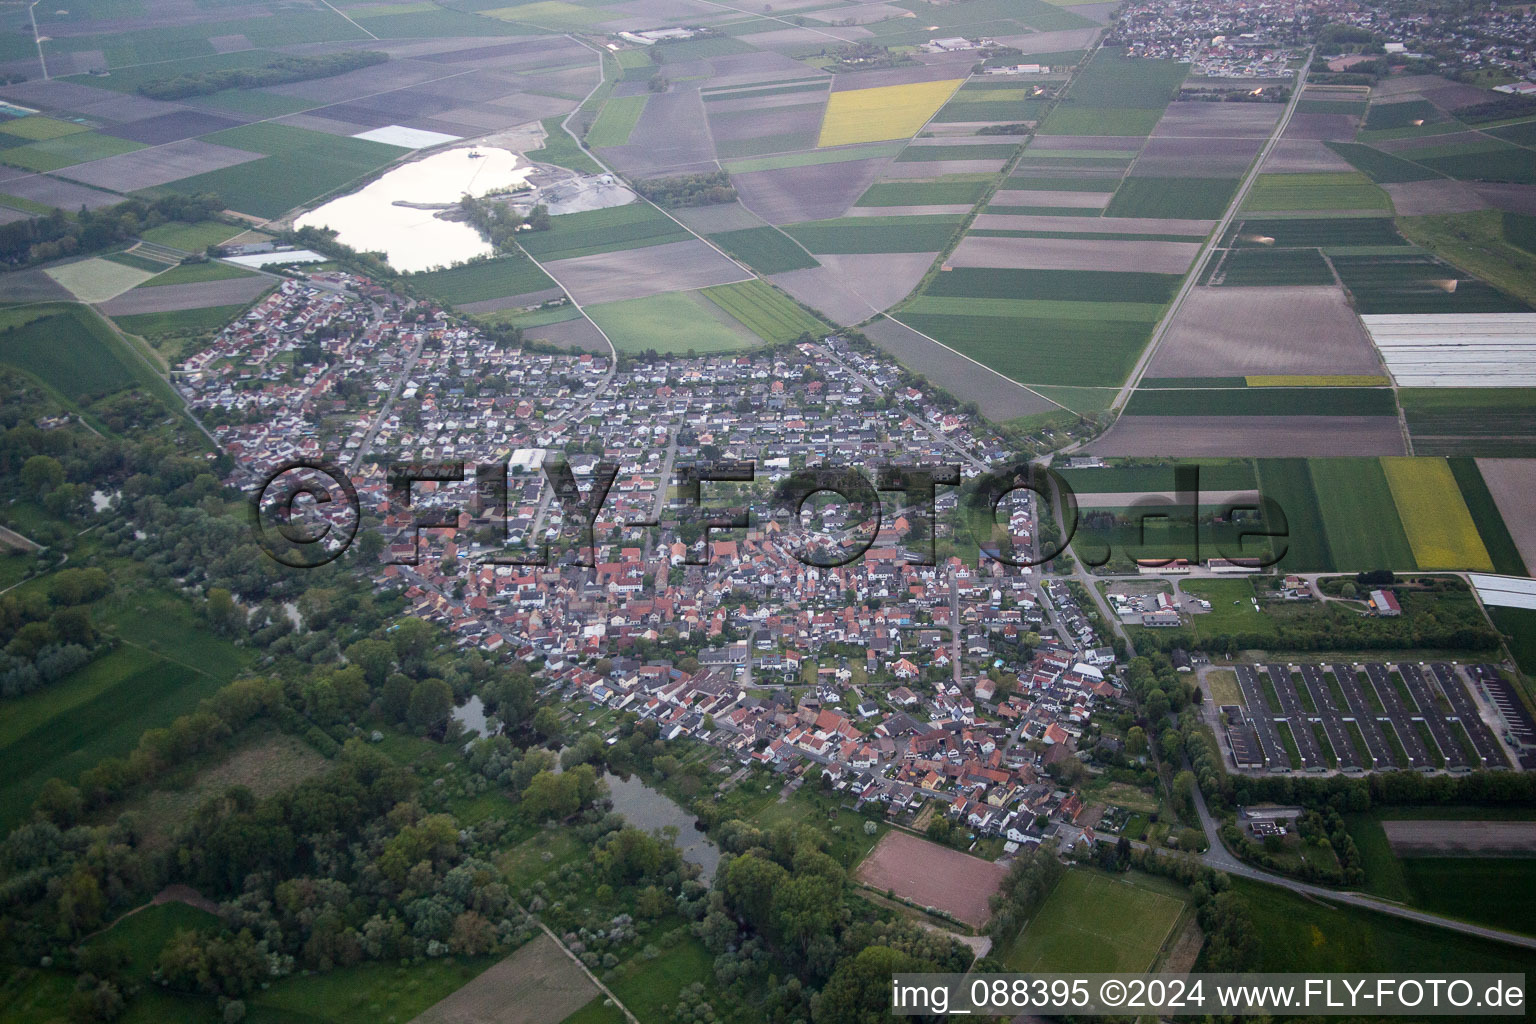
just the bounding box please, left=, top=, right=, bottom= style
left=0, top=194, right=224, bottom=268
left=136, top=52, right=389, bottom=100
left=636, top=172, right=736, bottom=209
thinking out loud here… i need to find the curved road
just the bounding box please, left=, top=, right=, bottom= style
left=1186, top=775, right=1536, bottom=951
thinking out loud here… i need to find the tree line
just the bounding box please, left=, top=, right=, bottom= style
left=137, top=52, right=389, bottom=100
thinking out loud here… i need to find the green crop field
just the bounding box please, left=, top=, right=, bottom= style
left=706, top=226, right=818, bottom=274
left=1364, top=99, right=1440, bottom=131
left=783, top=214, right=965, bottom=253
left=532, top=117, right=604, bottom=175
left=0, top=131, right=144, bottom=172
left=1400, top=388, right=1536, bottom=441
left=1398, top=209, right=1536, bottom=310
left=1123, top=387, right=1396, bottom=417
left=161, top=123, right=408, bottom=219
left=138, top=220, right=244, bottom=251
left=1055, top=459, right=1257, bottom=494
left=0, top=303, right=144, bottom=405
left=518, top=204, right=690, bottom=262
left=897, top=142, right=1018, bottom=162
left=1213, top=247, right=1334, bottom=286
left=1324, top=141, right=1441, bottom=183
left=407, top=253, right=556, bottom=305
left=1004, top=173, right=1121, bottom=192
left=701, top=279, right=825, bottom=343
left=1256, top=457, right=1333, bottom=571
left=1309, top=458, right=1417, bottom=571
left=1227, top=216, right=1406, bottom=248
left=1057, top=45, right=1188, bottom=107
left=1244, top=172, right=1391, bottom=212
left=1003, top=869, right=1185, bottom=972
left=855, top=177, right=991, bottom=206
left=1447, top=457, right=1529, bottom=576
left=896, top=311, right=1151, bottom=387
left=110, top=303, right=250, bottom=363
left=925, top=267, right=1180, bottom=304
left=902, top=296, right=1163, bottom=322
left=1105, top=176, right=1237, bottom=219
left=586, top=292, right=753, bottom=354
left=1234, top=877, right=1536, bottom=974
left=1037, top=107, right=1165, bottom=136
left=1415, top=144, right=1536, bottom=185
left=1332, top=253, right=1531, bottom=314
left=1490, top=606, right=1536, bottom=673
left=586, top=94, right=647, bottom=147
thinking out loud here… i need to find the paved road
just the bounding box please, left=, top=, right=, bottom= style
left=1108, top=53, right=1313, bottom=413
left=1187, top=779, right=1536, bottom=951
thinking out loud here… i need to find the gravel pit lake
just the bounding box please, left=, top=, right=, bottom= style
left=295, top=146, right=533, bottom=273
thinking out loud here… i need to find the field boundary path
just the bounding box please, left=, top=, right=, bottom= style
left=1109, top=52, right=1314, bottom=414
left=518, top=905, right=640, bottom=1024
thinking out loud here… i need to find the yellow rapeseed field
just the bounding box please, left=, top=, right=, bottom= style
left=1380, top=457, right=1493, bottom=571
left=817, top=79, right=964, bottom=147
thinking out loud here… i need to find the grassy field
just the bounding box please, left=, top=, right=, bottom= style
left=518, top=204, right=690, bottom=262
left=407, top=253, right=556, bottom=305
left=1381, top=457, right=1493, bottom=571
left=586, top=94, right=647, bottom=148
left=1324, top=141, right=1441, bottom=183
left=706, top=226, right=818, bottom=274
left=1397, top=209, right=1536, bottom=309
left=161, top=123, right=408, bottom=219
left=855, top=177, right=991, bottom=207
left=586, top=292, right=753, bottom=354
left=818, top=79, right=962, bottom=146
left=1255, top=457, right=1333, bottom=571
left=533, top=117, right=604, bottom=175
left=783, top=214, right=965, bottom=253
left=1309, top=458, right=1417, bottom=571
left=1244, top=172, right=1391, bottom=212
left=1106, top=176, right=1237, bottom=219
left=1215, top=247, right=1335, bottom=286
left=701, top=279, right=824, bottom=343
left=0, top=116, right=91, bottom=141
left=1235, top=876, right=1536, bottom=974
left=0, top=303, right=144, bottom=405
left=138, top=220, right=244, bottom=251
left=1182, top=578, right=1276, bottom=639
left=82, top=902, right=221, bottom=982
left=1003, top=869, right=1185, bottom=972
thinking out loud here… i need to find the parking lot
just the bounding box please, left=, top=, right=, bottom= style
left=1222, top=662, right=1513, bottom=773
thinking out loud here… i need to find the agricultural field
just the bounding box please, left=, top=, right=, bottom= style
left=1254, top=458, right=1333, bottom=571
left=1308, top=458, right=1417, bottom=571
left=1106, top=177, right=1237, bottom=219
left=818, top=80, right=962, bottom=147
left=1397, top=210, right=1536, bottom=310
left=1243, top=172, right=1391, bottom=212
left=1380, top=457, right=1494, bottom=571
left=585, top=292, right=754, bottom=354
left=1210, top=248, right=1335, bottom=286
left=587, top=95, right=647, bottom=148
left=407, top=254, right=557, bottom=307
left=518, top=204, right=691, bottom=263
left=139, top=260, right=258, bottom=288
left=1038, top=46, right=1188, bottom=138
left=411, top=934, right=597, bottom=1024
left=0, top=303, right=150, bottom=408
left=138, top=220, right=244, bottom=251
left=783, top=214, right=965, bottom=254
left=701, top=279, right=825, bottom=344
left=706, top=227, right=819, bottom=274
left=1123, top=387, right=1396, bottom=417
left=1002, top=869, right=1186, bottom=972
left=1401, top=388, right=1536, bottom=456
left=855, top=177, right=992, bottom=207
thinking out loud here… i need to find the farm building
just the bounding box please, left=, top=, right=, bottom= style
left=1369, top=589, right=1402, bottom=616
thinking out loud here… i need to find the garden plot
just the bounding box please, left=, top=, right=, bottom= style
left=1150, top=102, right=1282, bottom=139
left=1147, top=286, right=1384, bottom=377
left=1475, top=458, right=1536, bottom=571
left=54, top=139, right=264, bottom=191
left=542, top=238, right=749, bottom=305
left=733, top=156, right=894, bottom=223
left=947, top=235, right=1199, bottom=274
left=1088, top=416, right=1408, bottom=456
left=1361, top=313, right=1536, bottom=387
